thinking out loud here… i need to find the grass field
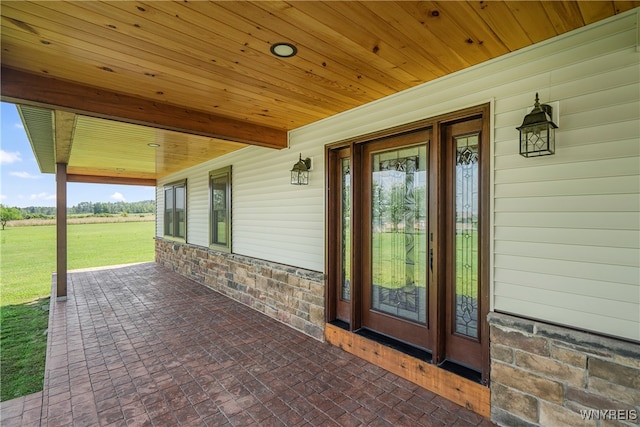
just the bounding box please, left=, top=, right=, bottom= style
left=0, top=220, right=155, bottom=401
left=370, top=231, right=478, bottom=298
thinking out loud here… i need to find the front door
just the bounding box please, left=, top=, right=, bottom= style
left=362, top=130, right=432, bottom=350
left=327, top=105, right=490, bottom=381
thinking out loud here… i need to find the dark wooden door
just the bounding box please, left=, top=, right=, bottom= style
left=361, top=130, right=433, bottom=350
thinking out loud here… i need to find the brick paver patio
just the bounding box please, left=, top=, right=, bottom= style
left=1, top=262, right=494, bottom=426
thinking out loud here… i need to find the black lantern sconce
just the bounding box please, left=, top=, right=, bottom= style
left=290, top=154, right=311, bottom=185
left=516, top=93, right=558, bottom=157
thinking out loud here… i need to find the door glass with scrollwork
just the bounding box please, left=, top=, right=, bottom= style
left=341, top=157, right=351, bottom=301
left=371, top=145, right=428, bottom=323
left=454, top=134, right=479, bottom=339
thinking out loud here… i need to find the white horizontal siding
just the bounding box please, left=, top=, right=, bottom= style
left=495, top=156, right=639, bottom=186
left=494, top=254, right=639, bottom=285
left=495, top=227, right=640, bottom=249
left=495, top=176, right=640, bottom=197
left=495, top=211, right=638, bottom=230
left=493, top=296, right=639, bottom=340
left=494, top=269, right=639, bottom=301
left=486, top=13, right=639, bottom=342
left=495, top=283, right=638, bottom=322
left=157, top=9, right=640, bottom=341
left=495, top=241, right=639, bottom=267
left=158, top=140, right=325, bottom=271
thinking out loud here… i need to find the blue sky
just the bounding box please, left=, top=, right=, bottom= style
left=1, top=102, right=156, bottom=208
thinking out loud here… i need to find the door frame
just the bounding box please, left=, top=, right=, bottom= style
left=325, top=103, right=491, bottom=383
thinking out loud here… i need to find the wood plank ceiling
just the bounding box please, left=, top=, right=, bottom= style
left=2, top=1, right=638, bottom=183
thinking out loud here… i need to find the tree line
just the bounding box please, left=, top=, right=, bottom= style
left=0, top=200, right=156, bottom=229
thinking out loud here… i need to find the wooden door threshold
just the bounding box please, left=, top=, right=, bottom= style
left=325, top=323, right=490, bottom=418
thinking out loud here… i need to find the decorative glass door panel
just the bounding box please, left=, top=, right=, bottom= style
left=341, top=157, right=351, bottom=302
left=330, top=147, right=352, bottom=323
left=444, top=117, right=486, bottom=377
left=371, top=146, right=427, bottom=323
left=454, top=134, right=479, bottom=339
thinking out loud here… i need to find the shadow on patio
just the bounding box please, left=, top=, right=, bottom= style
left=1, top=262, right=494, bottom=426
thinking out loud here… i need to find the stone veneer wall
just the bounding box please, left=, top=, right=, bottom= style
left=489, top=312, right=640, bottom=427
left=155, top=238, right=325, bottom=341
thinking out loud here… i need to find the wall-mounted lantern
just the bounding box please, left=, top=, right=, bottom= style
left=516, top=93, right=558, bottom=157
left=290, top=154, right=311, bottom=185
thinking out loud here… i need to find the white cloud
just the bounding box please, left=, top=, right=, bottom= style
left=14, top=122, right=24, bottom=129
left=0, top=150, right=22, bottom=164
left=0, top=194, right=6, bottom=201
left=110, top=192, right=126, bottom=202
left=30, top=192, right=56, bottom=201
left=10, top=171, right=40, bottom=179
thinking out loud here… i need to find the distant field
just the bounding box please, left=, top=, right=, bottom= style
left=0, top=220, right=155, bottom=401
left=6, top=214, right=155, bottom=227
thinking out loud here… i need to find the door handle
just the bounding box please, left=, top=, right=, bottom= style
left=429, top=249, right=433, bottom=272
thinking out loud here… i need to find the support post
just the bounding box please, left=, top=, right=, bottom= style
left=56, top=163, right=67, bottom=300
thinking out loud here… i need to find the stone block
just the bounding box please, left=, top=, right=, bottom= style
left=491, top=408, right=539, bottom=427
left=290, top=316, right=306, bottom=331
left=587, top=377, right=640, bottom=407
left=491, top=343, right=514, bottom=364
left=304, top=323, right=324, bottom=341
left=515, top=351, right=586, bottom=387
left=550, top=344, right=587, bottom=368
left=272, top=270, right=288, bottom=284
left=291, top=277, right=306, bottom=290
left=277, top=311, right=291, bottom=324
left=491, top=325, right=550, bottom=356
left=309, top=305, right=325, bottom=326
left=301, top=292, right=324, bottom=307
left=287, top=274, right=301, bottom=288
left=492, top=362, right=564, bottom=404
left=613, top=353, right=640, bottom=370
left=566, top=386, right=636, bottom=414
left=260, top=267, right=272, bottom=278
left=539, top=402, right=597, bottom=427
left=491, top=382, right=538, bottom=422
left=256, top=276, right=269, bottom=291
left=537, top=322, right=638, bottom=360
left=309, top=281, right=324, bottom=297
left=264, top=305, right=277, bottom=319
left=589, top=358, right=640, bottom=390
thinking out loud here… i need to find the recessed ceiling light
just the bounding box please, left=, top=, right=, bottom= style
left=270, top=42, right=297, bottom=58
left=148, top=143, right=160, bottom=147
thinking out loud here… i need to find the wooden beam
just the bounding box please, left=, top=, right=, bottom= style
left=54, top=110, right=75, bottom=164
left=325, top=323, right=491, bottom=418
left=67, top=174, right=156, bottom=187
left=1, top=67, right=288, bottom=149
left=56, top=163, right=67, bottom=300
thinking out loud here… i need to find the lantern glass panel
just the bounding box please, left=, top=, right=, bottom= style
left=520, top=123, right=555, bottom=157
left=291, top=169, right=309, bottom=185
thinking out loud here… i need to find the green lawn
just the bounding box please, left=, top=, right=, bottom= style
left=0, top=221, right=155, bottom=401
left=370, top=230, right=479, bottom=298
